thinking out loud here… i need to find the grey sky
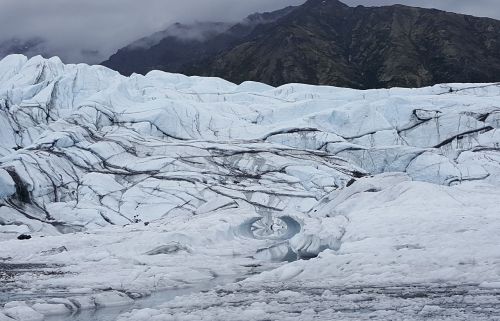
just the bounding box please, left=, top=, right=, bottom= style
left=0, top=0, right=498, bottom=64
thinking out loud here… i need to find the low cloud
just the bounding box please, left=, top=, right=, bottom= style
left=0, top=0, right=305, bottom=63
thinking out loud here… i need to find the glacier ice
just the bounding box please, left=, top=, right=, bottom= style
left=0, top=55, right=499, bottom=320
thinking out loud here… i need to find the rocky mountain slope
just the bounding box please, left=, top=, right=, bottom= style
left=0, top=55, right=499, bottom=320
left=103, top=0, right=500, bottom=89
left=102, top=6, right=295, bottom=77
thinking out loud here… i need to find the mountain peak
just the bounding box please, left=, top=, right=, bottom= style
left=303, top=0, right=349, bottom=9
left=296, top=0, right=350, bottom=18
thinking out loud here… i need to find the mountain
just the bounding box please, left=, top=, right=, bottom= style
left=103, top=0, right=500, bottom=88
left=1, top=54, right=500, bottom=320
left=101, top=22, right=232, bottom=76
left=102, top=6, right=295, bottom=76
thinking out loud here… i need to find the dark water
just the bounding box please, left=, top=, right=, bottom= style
left=44, top=275, right=240, bottom=321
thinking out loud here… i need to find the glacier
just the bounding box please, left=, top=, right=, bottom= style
left=0, top=54, right=499, bottom=320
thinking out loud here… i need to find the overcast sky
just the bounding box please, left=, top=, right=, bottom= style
left=0, top=0, right=498, bottom=64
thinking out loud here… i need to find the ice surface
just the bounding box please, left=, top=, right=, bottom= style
left=0, top=169, right=15, bottom=199
left=0, top=55, right=499, bottom=320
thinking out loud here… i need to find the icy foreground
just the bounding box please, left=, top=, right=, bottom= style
left=0, top=54, right=499, bottom=320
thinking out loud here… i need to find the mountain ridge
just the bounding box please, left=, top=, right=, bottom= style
left=102, top=0, right=500, bottom=89
left=102, top=6, right=296, bottom=76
